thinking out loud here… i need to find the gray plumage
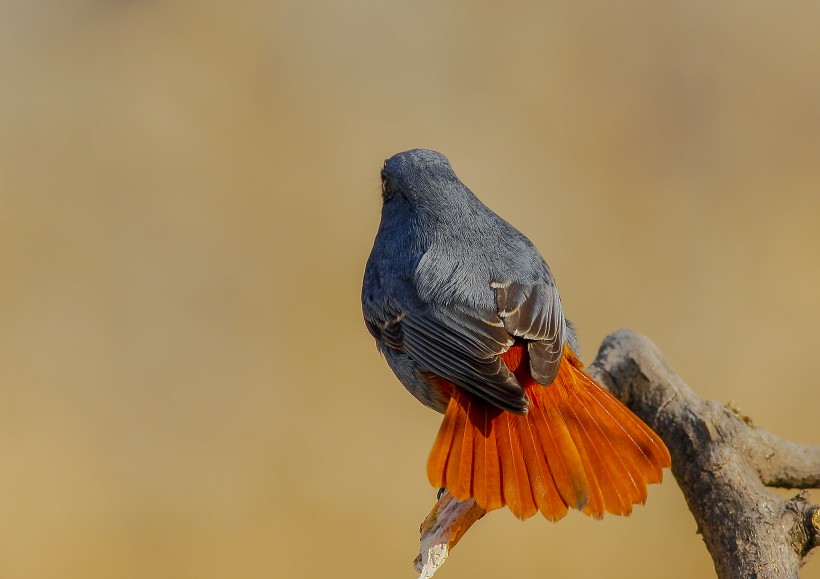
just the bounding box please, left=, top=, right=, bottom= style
left=362, top=149, right=578, bottom=415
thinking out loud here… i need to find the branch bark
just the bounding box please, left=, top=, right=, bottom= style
left=416, top=329, right=819, bottom=578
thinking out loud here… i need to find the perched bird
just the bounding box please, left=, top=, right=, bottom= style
left=362, top=149, right=670, bottom=520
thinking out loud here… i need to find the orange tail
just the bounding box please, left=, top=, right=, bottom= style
left=427, top=343, right=671, bottom=520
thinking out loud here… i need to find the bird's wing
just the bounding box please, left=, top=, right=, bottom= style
left=365, top=277, right=565, bottom=412
left=492, top=279, right=566, bottom=386
left=370, top=299, right=528, bottom=413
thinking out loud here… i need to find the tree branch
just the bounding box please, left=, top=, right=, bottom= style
left=415, top=329, right=819, bottom=578
left=414, top=493, right=485, bottom=578
left=743, top=429, right=820, bottom=489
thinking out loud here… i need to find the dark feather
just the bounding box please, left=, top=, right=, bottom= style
left=401, top=309, right=527, bottom=413
left=492, top=280, right=566, bottom=385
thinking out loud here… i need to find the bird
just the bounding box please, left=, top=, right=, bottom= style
left=362, top=149, right=670, bottom=520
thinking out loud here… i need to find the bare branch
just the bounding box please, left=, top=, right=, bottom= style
left=415, top=493, right=485, bottom=578
left=742, top=429, right=820, bottom=489
left=589, top=329, right=819, bottom=579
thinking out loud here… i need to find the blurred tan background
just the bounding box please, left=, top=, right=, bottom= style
left=0, top=0, right=818, bottom=577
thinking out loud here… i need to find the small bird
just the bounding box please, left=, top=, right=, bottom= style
left=362, top=149, right=670, bottom=520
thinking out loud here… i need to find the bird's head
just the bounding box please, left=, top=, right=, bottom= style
left=380, top=149, right=461, bottom=207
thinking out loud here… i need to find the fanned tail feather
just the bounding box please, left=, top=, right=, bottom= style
left=427, top=343, right=671, bottom=520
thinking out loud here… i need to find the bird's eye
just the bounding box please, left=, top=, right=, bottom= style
left=381, top=170, right=391, bottom=195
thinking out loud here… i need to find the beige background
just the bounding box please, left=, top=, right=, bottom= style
left=1, top=1, right=818, bottom=577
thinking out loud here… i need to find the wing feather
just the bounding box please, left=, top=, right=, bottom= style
left=366, top=273, right=568, bottom=412
left=493, top=280, right=566, bottom=385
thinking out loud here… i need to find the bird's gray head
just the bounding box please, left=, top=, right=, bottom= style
left=380, top=149, right=463, bottom=207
